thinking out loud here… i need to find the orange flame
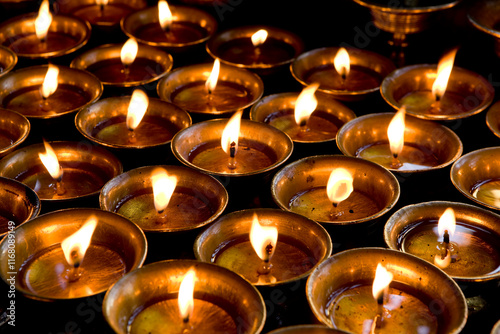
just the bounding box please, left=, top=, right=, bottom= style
left=249, top=213, right=278, bottom=262
left=126, top=89, right=149, bottom=131
left=151, top=167, right=178, bottom=213
left=35, top=0, right=52, bottom=41
left=96, top=0, right=109, bottom=5
left=178, top=268, right=195, bottom=322
left=387, top=106, right=406, bottom=158
left=334, top=47, right=350, bottom=79
left=251, top=29, right=268, bottom=47
left=38, top=140, right=63, bottom=181
left=158, top=0, right=173, bottom=31
left=61, top=216, right=98, bottom=268
left=326, top=168, right=354, bottom=206
left=372, top=263, right=393, bottom=301
left=41, top=64, right=59, bottom=99
left=205, top=58, right=220, bottom=94
left=432, top=49, right=458, bottom=101
left=437, top=207, right=456, bottom=240
left=294, top=83, right=320, bottom=126
left=221, top=109, right=243, bottom=156
left=120, top=38, right=139, bottom=67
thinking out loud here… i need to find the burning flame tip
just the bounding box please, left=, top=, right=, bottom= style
left=61, top=216, right=98, bottom=268
left=205, top=58, right=220, bottom=94
left=121, top=38, right=139, bottom=67
left=294, top=83, right=320, bottom=126
left=127, top=89, right=149, bottom=131
left=249, top=213, right=278, bottom=261
left=35, top=0, right=52, bottom=41
left=158, top=0, right=173, bottom=31
left=251, top=29, right=268, bottom=47
left=38, top=140, right=63, bottom=180
left=41, top=64, right=59, bottom=99
left=372, top=263, right=393, bottom=300
left=221, top=109, right=243, bottom=156
left=326, top=168, right=354, bottom=206
left=432, top=48, right=458, bottom=101
left=438, top=207, right=456, bottom=238
left=152, top=167, right=178, bottom=213
left=178, top=268, right=195, bottom=321
left=387, top=107, right=406, bottom=158
left=334, top=47, right=350, bottom=79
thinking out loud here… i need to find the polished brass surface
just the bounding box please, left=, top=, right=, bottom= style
left=103, top=259, right=266, bottom=334
left=492, top=319, right=500, bottom=334
left=100, top=165, right=228, bottom=233
left=0, top=208, right=147, bottom=301
left=271, top=155, right=399, bottom=225
left=486, top=100, right=500, bottom=139
left=194, top=208, right=332, bottom=286
left=0, top=176, right=40, bottom=237
left=468, top=0, right=500, bottom=56
left=291, top=47, right=395, bottom=101
left=337, top=112, right=463, bottom=173
left=385, top=200, right=500, bottom=282
left=0, top=65, right=103, bottom=119
left=0, top=108, right=29, bottom=157
left=306, top=247, right=467, bottom=333
left=267, top=325, right=350, bottom=334
left=0, top=45, right=16, bottom=77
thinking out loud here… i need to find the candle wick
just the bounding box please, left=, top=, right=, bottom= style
left=123, top=65, right=130, bottom=77
left=128, top=129, right=137, bottom=144
left=435, top=94, right=441, bottom=102
left=375, top=293, right=384, bottom=328
left=441, top=230, right=450, bottom=260
left=332, top=202, right=338, bottom=208
left=55, top=174, right=66, bottom=196
left=390, top=154, right=402, bottom=169
left=100, top=4, right=105, bottom=13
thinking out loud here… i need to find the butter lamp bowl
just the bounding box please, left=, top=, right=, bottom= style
left=0, top=45, right=17, bottom=77
left=0, top=108, right=30, bottom=157
left=267, top=325, right=350, bottom=334
left=486, top=100, right=500, bottom=139
left=468, top=0, right=500, bottom=56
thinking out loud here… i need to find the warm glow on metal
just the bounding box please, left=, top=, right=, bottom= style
left=205, top=58, right=220, bottom=94
left=372, top=263, right=393, bottom=301
left=41, top=64, right=59, bottom=99
left=432, top=48, right=458, bottom=101
left=249, top=213, right=278, bottom=262
left=126, top=89, right=149, bottom=131
left=387, top=106, right=406, bottom=158
left=294, top=83, right=320, bottom=126
left=61, top=216, right=98, bottom=268
left=251, top=29, right=268, bottom=47
left=158, top=0, right=173, bottom=31
left=334, top=47, right=350, bottom=78
left=38, top=140, right=63, bottom=180
left=221, top=109, right=243, bottom=156
left=96, top=0, right=109, bottom=5
left=326, top=168, right=354, bottom=206
left=35, top=0, right=52, bottom=41
left=178, top=268, right=195, bottom=322
left=437, top=207, right=456, bottom=240
left=120, top=38, right=139, bottom=67
left=151, top=167, right=178, bottom=213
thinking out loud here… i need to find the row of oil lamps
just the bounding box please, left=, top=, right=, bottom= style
left=0, top=0, right=500, bottom=333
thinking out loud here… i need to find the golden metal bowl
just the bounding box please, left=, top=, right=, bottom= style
left=267, top=325, right=351, bottom=334
left=492, top=319, right=500, bottom=334
left=103, top=259, right=266, bottom=334
left=0, top=45, right=17, bottom=78
left=0, top=208, right=147, bottom=301
left=306, top=247, right=467, bottom=333
left=486, top=100, right=500, bottom=139
left=0, top=176, right=40, bottom=238
left=0, top=108, right=29, bottom=157
left=468, top=0, right=500, bottom=56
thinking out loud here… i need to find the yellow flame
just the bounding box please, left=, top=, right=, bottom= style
left=387, top=106, right=406, bottom=158
left=249, top=212, right=278, bottom=262
left=372, top=263, right=393, bottom=301
left=326, top=168, right=354, bottom=206
left=432, top=49, right=458, bottom=101
left=96, top=0, right=109, bottom=5
left=41, top=64, right=59, bottom=99
left=38, top=140, right=63, bottom=180
left=221, top=109, right=243, bottom=156
left=61, top=216, right=98, bottom=268
left=334, top=47, right=350, bottom=78
left=294, top=83, right=320, bottom=126
left=120, top=38, right=139, bottom=67
left=251, top=29, right=268, bottom=47
left=158, top=0, right=173, bottom=31
left=151, top=167, right=178, bottom=213
left=178, top=268, right=195, bottom=322
left=126, top=89, right=149, bottom=131
left=437, top=207, right=456, bottom=239
left=35, top=0, right=52, bottom=41
left=205, top=58, right=220, bottom=94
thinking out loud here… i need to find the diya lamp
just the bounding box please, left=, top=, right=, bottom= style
left=75, top=89, right=191, bottom=150
left=486, top=100, right=500, bottom=139
left=0, top=208, right=146, bottom=301
left=290, top=47, right=395, bottom=101
left=103, top=260, right=266, bottom=334
left=100, top=165, right=228, bottom=233
left=0, top=108, right=30, bottom=157
left=0, top=176, right=40, bottom=238
left=451, top=147, right=500, bottom=211
left=271, top=155, right=399, bottom=226
left=0, top=0, right=91, bottom=59
left=0, top=45, right=17, bottom=77
left=157, top=58, right=264, bottom=117
left=267, top=325, right=350, bottom=334
left=70, top=37, right=173, bottom=88
left=0, top=64, right=102, bottom=120
left=206, top=25, right=304, bottom=74
left=0, top=140, right=122, bottom=201
left=56, top=0, right=147, bottom=31
left=249, top=83, right=356, bottom=145
left=337, top=110, right=463, bottom=173
left=307, top=247, right=467, bottom=334
left=121, top=0, right=217, bottom=52
left=385, top=201, right=500, bottom=283
left=381, top=48, right=495, bottom=120
left=468, top=0, right=500, bottom=57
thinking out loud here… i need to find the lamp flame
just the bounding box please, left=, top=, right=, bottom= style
left=120, top=38, right=139, bottom=67
left=294, top=83, right=320, bottom=126
left=334, top=47, right=350, bottom=79
left=178, top=268, right=195, bottom=322
left=61, top=216, right=98, bottom=268
left=372, top=263, right=393, bottom=301
left=38, top=140, right=63, bottom=180
left=41, top=64, right=59, bottom=99
left=126, top=89, right=149, bottom=131
left=251, top=29, right=268, bottom=47
left=387, top=106, right=406, bottom=158
left=96, top=0, right=109, bottom=5
left=35, top=0, right=52, bottom=41
left=250, top=213, right=278, bottom=262
left=221, top=109, right=243, bottom=156
left=158, top=0, right=173, bottom=31
left=326, top=168, right=354, bottom=206
left=432, top=48, right=458, bottom=101
left=151, top=167, right=178, bottom=213
left=438, top=207, right=456, bottom=240
left=205, top=58, right=220, bottom=94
